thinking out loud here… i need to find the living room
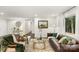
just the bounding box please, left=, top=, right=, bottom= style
left=0, top=6, right=79, bottom=52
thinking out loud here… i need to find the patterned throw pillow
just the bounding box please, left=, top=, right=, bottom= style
left=62, top=39, right=68, bottom=44
left=58, top=37, right=69, bottom=44
left=68, top=39, right=76, bottom=45
left=52, top=33, right=57, bottom=37
left=56, top=34, right=63, bottom=41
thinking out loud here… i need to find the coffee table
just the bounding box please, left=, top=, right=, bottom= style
left=33, top=40, right=46, bottom=50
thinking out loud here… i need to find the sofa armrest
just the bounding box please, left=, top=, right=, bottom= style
left=49, top=38, right=60, bottom=51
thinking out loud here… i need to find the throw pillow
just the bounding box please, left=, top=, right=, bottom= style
left=67, top=41, right=73, bottom=45
left=56, top=33, right=59, bottom=39
left=68, top=39, right=76, bottom=45
left=76, top=40, right=79, bottom=44
left=58, top=37, right=69, bottom=44
left=72, top=39, right=76, bottom=44
left=52, top=33, right=57, bottom=37
left=56, top=34, right=63, bottom=41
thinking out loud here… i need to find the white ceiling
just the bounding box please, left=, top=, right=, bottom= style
left=0, top=6, right=73, bottom=18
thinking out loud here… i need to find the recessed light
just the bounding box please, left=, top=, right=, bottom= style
left=0, top=12, right=5, bottom=16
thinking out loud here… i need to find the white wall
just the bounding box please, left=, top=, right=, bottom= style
left=64, top=7, right=77, bottom=36
left=48, top=17, right=57, bottom=33
left=7, top=18, right=32, bottom=34
left=74, top=7, right=79, bottom=39
left=7, top=18, right=26, bottom=34
left=56, top=14, right=65, bottom=34
left=34, top=17, right=57, bottom=38
left=0, top=17, right=8, bottom=36
left=56, top=7, right=76, bottom=34
left=75, top=7, right=79, bottom=35
left=57, top=7, right=76, bottom=34
left=31, top=19, right=35, bottom=33
left=25, top=20, right=31, bottom=33
left=7, top=17, right=58, bottom=38
left=56, top=7, right=79, bottom=39
left=1, top=7, right=79, bottom=39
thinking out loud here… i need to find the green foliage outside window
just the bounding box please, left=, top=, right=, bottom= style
left=65, top=16, right=75, bottom=33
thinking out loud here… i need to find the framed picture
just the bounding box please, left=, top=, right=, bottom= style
left=38, top=20, right=48, bottom=29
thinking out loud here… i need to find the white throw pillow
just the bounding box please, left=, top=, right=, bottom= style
left=56, top=33, right=59, bottom=38
left=71, top=39, right=76, bottom=44
left=58, top=37, right=67, bottom=44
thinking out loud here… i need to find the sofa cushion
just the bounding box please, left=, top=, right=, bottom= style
left=72, top=39, right=76, bottom=44
left=70, top=45, right=79, bottom=50
left=76, top=40, right=79, bottom=44
left=67, top=39, right=76, bottom=45
left=61, top=44, right=79, bottom=51
left=61, top=44, right=70, bottom=51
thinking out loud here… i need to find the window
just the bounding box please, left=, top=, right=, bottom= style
left=65, top=16, right=75, bottom=34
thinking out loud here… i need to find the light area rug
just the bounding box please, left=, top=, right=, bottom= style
left=25, top=39, right=55, bottom=52
left=6, top=48, right=15, bottom=52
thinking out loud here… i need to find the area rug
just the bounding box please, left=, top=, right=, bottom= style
left=25, top=38, right=55, bottom=52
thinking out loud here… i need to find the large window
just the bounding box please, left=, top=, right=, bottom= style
left=65, top=16, right=75, bottom=34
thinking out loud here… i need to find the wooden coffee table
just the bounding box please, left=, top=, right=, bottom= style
left=33, top=40, right=46, bottom=50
